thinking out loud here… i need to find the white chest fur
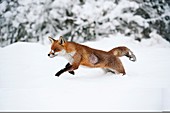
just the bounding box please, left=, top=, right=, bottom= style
left=58, top=49, right=76, bottom=64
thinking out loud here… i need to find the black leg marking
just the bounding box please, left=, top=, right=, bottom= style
left=65, top=63, right=71, bottom=68
left=55, top=69, right=65, bottom=77
left=69, top=71, right=75, bottom=75
left=55, top=63, right=74, bottom=77
left=65, top=63, right=75, bottom=75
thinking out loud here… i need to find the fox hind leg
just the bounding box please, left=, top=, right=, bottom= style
left=107, top=57, right=126, bottom=76
left=102, top=68, right=125, bottom=76
left=102, top=68, right=115, bottom=74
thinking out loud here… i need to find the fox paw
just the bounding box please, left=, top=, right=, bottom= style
left=55, top=69, right=64, bottom=77
left=55, top=73, right=61, bottom=77
left=69, top=71, right=75, bottom=75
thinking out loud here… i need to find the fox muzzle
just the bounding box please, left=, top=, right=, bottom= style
left=48, top=53, right=55, bottom=58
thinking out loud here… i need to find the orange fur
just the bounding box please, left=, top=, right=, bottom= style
left=48, top=36, right=136, bottom=76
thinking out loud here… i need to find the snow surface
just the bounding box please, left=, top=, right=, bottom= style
left=0, top=34, right=170, bottom=112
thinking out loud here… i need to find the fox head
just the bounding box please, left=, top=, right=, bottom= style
left=48, top=36, right=67, bottom=58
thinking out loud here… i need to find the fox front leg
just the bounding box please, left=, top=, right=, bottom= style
left=65, top=63, right=75, bottom=75
left=55, top=63, right=74, bottom=77
left=55, top=53, right=81, bottom=77
left=55, top=68, right=65, bottom=77
left=55, top=64, right=72, bottom=77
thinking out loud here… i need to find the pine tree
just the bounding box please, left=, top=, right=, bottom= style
left=0, top=0, right=170, bottom=47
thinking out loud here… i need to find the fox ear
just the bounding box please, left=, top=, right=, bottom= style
left=59, top=36, right=66, bottom=45
left=48, top=36, right=55, bottom=43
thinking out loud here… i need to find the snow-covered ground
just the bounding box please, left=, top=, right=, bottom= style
left=0, top=34, right=170, bottom=112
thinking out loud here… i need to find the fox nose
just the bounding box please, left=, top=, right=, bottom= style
left=48, top=52, right=55, bottom=57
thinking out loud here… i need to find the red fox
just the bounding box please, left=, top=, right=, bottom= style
left=48, top=36, right=136, bottom=77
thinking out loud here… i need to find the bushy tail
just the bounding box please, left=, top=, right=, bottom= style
left=109, top=46, right=136, bottom=62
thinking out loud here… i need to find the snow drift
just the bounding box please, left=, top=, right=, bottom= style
left=0, top=34, right=170, bottom=112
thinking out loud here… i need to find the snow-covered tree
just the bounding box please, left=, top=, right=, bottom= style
left=0, top=0, right=170, bottom=47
